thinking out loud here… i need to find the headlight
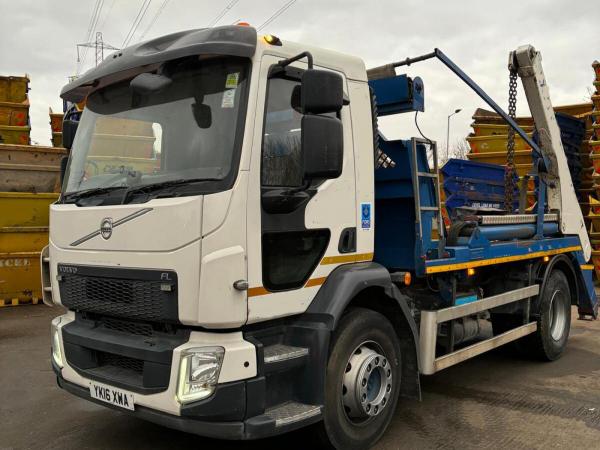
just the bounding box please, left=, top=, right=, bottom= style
left=177, top=347, right=224, bottom=403
left=51, top=323, right=63, bottom=368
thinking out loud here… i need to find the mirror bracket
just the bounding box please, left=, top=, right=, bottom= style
left=262, top=189, right=311, bottom=214
left=278, top=51, right=314, bottom=70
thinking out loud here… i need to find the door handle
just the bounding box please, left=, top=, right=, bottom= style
left=338, top=227, right=356, bottom=254
left=233, top=280, right=249, bottom=291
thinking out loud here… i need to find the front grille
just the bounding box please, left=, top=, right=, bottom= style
left=100, top=317, right=154, bottom=337
left=63, top=316, right=189, bottom=395
left=58, top=265, right=178, bottom=323
left=98, top=353, right=144, bottom=374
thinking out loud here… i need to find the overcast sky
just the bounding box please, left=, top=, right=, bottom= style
left=1, top=0, right=598, bottom=152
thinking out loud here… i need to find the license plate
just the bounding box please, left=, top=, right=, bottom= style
left=89, top=381, right=135, bottom=411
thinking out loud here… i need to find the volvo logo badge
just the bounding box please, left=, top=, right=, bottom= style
left=70, top=208, right=153, bottom=247
left=100, top=218, right=113, bottom=240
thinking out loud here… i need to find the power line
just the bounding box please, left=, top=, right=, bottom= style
left=83, top=0, right=102, bottom=44
left=257, top=0, right=297, bottom=31
left=77, top=31, right=120, bottom=67
left=98, top=0, right=117, bottom=31
left=138, top=0, right=171, bottom=42
left=207, top=0, right=239, bottom=28
left=78, top=0, right=101, bottom=72
left=122, top=0, right=153, bottom=48
left=78, top=0, right=105, bottom=74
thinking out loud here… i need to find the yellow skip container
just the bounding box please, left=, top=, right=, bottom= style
left=0, top=251, right=42, bottom=304
left=0, top=75, right=29, bottom=103
left=0, top=192, right=58, bottom=227
left=0, top=125, right=30, bottom=145
left=470, top=123, right=534, bottom=137
left=467, top=150, right=533, bottom=166
left=467, top=133, right=533, bottom=153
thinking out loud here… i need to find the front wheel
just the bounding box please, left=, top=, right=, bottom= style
left=317, top=307, right=401, bottom=449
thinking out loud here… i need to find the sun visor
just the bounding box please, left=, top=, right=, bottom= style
left=61, top=25, right=257, bottom=102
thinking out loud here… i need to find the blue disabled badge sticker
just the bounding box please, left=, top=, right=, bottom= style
left=361, top=203, right=371, bottom=230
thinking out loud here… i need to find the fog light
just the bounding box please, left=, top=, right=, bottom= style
left=177, top=347, right=224, bottom=403
left=51, top=323, right=63, bottom=368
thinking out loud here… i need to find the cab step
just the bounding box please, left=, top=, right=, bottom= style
left=265, top=401, right=321, bottom=427
left=263, top=344, right=309, bottom=372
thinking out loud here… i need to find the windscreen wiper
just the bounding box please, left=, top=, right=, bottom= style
left=62, top=186, right=127, bottom=203
left=120, top=178, right=221, bottom=204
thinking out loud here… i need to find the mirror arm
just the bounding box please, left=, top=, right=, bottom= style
left=278, top=51, right=314, bottom=69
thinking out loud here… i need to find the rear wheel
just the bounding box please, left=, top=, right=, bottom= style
left=527, top=270, right=571, bottom=360
left=316, top=308, right=401, bottom=450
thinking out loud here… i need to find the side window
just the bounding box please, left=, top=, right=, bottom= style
left=261, top=76, right=303, bottom=187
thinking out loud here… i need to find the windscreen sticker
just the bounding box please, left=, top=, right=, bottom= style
left=225, top=72, right=239, bottom=89
left=361, top=202, right=372, bottom=230
left=221, top=89, right=236, bottom=108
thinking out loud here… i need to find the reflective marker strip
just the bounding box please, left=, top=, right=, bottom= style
left=581, top=264, right=594, bottom=270
left=248, top=253, right=373, bottom=298
left=247, top=286, right=269, bottom=297
left=425, top=246, right=582, bottom=274
left=304, top=276, right=327, bottom=288
left=248, top=276, right=327, bottom=298
left=320, top=252, right=374, bottom=265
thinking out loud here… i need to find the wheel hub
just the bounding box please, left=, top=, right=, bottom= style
left=549, top=289, right=567, bottom=341
left=342, top=344, right=392, bottom=419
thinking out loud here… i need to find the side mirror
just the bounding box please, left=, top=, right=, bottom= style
left=301, top=69, right=344, bottom=114
left=302, top=115, right=343, bottom=180
left=60, top=155, right=69, bottom=184
left=62, top=119, right=79, bottom=150
left=130, top=73, right=172, bottom=95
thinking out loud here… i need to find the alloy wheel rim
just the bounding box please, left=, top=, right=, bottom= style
left=341, top=341, right=392, bottom=422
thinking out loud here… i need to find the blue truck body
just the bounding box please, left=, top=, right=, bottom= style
left=368, top=74, right=597, bottom=317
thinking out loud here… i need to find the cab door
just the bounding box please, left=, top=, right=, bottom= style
left=246, top=54, right=358, bottom=323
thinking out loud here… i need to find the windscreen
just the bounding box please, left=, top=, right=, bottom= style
left=62, top=56, right=249, bottom=202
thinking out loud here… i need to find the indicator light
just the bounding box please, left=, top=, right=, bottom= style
left=263, top=34, right=282, bottom=46
left=543, top=256, right=550, bottom=262
left=237, top=22, right=251, bottom=27
left=404, top=272, right=412, bottom=286
left=467, top=268, right=475, bottom=276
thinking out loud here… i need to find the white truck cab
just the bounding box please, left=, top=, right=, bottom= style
left=46, top=25, right=386, bottom=447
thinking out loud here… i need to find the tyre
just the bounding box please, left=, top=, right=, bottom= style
left=315, top=307, right=401, bottom=449
left=527, top=270, right=571, bottom=361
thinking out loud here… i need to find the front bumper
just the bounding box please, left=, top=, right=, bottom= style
left=54, top=362, right=245, bottom=439
left=53, top=360, right=317, bottom=440
left=51, top=313, right=322, bottom=440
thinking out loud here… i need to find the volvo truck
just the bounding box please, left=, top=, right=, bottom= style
left=42, top=25, right=597, bottom=449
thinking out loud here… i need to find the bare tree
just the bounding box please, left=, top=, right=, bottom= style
left=451, top=138, right=470, bottom=160
left=440, top=138, right=470, bottom=165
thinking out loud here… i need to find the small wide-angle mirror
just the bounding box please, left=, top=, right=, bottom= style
left=130, top=73, right=172, bottom=95
left=301, top=69, right=344, bottom=114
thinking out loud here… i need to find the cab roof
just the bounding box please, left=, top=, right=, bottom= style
left=61, top=25, right=368, bottom=102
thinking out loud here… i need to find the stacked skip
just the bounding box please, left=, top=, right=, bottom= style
left=587, top=61, right=600, bottom=279
left=0, top=75, right=30, bottom=145
left=467, top=103, right=592, bottom=213
left=0, top=75, right=66, bottom=307
left=50, top=107, right=64, bottom=147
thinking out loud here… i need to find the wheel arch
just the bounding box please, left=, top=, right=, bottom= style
left=535, top=254, right=578, bottom=309
left=306, top=262, right=421, bottom=400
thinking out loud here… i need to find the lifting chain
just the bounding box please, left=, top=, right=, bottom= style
left=504, top=70, right=518, bottom=212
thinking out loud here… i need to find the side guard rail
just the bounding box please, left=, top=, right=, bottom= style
left=419, top=284, right=539, bottom=374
